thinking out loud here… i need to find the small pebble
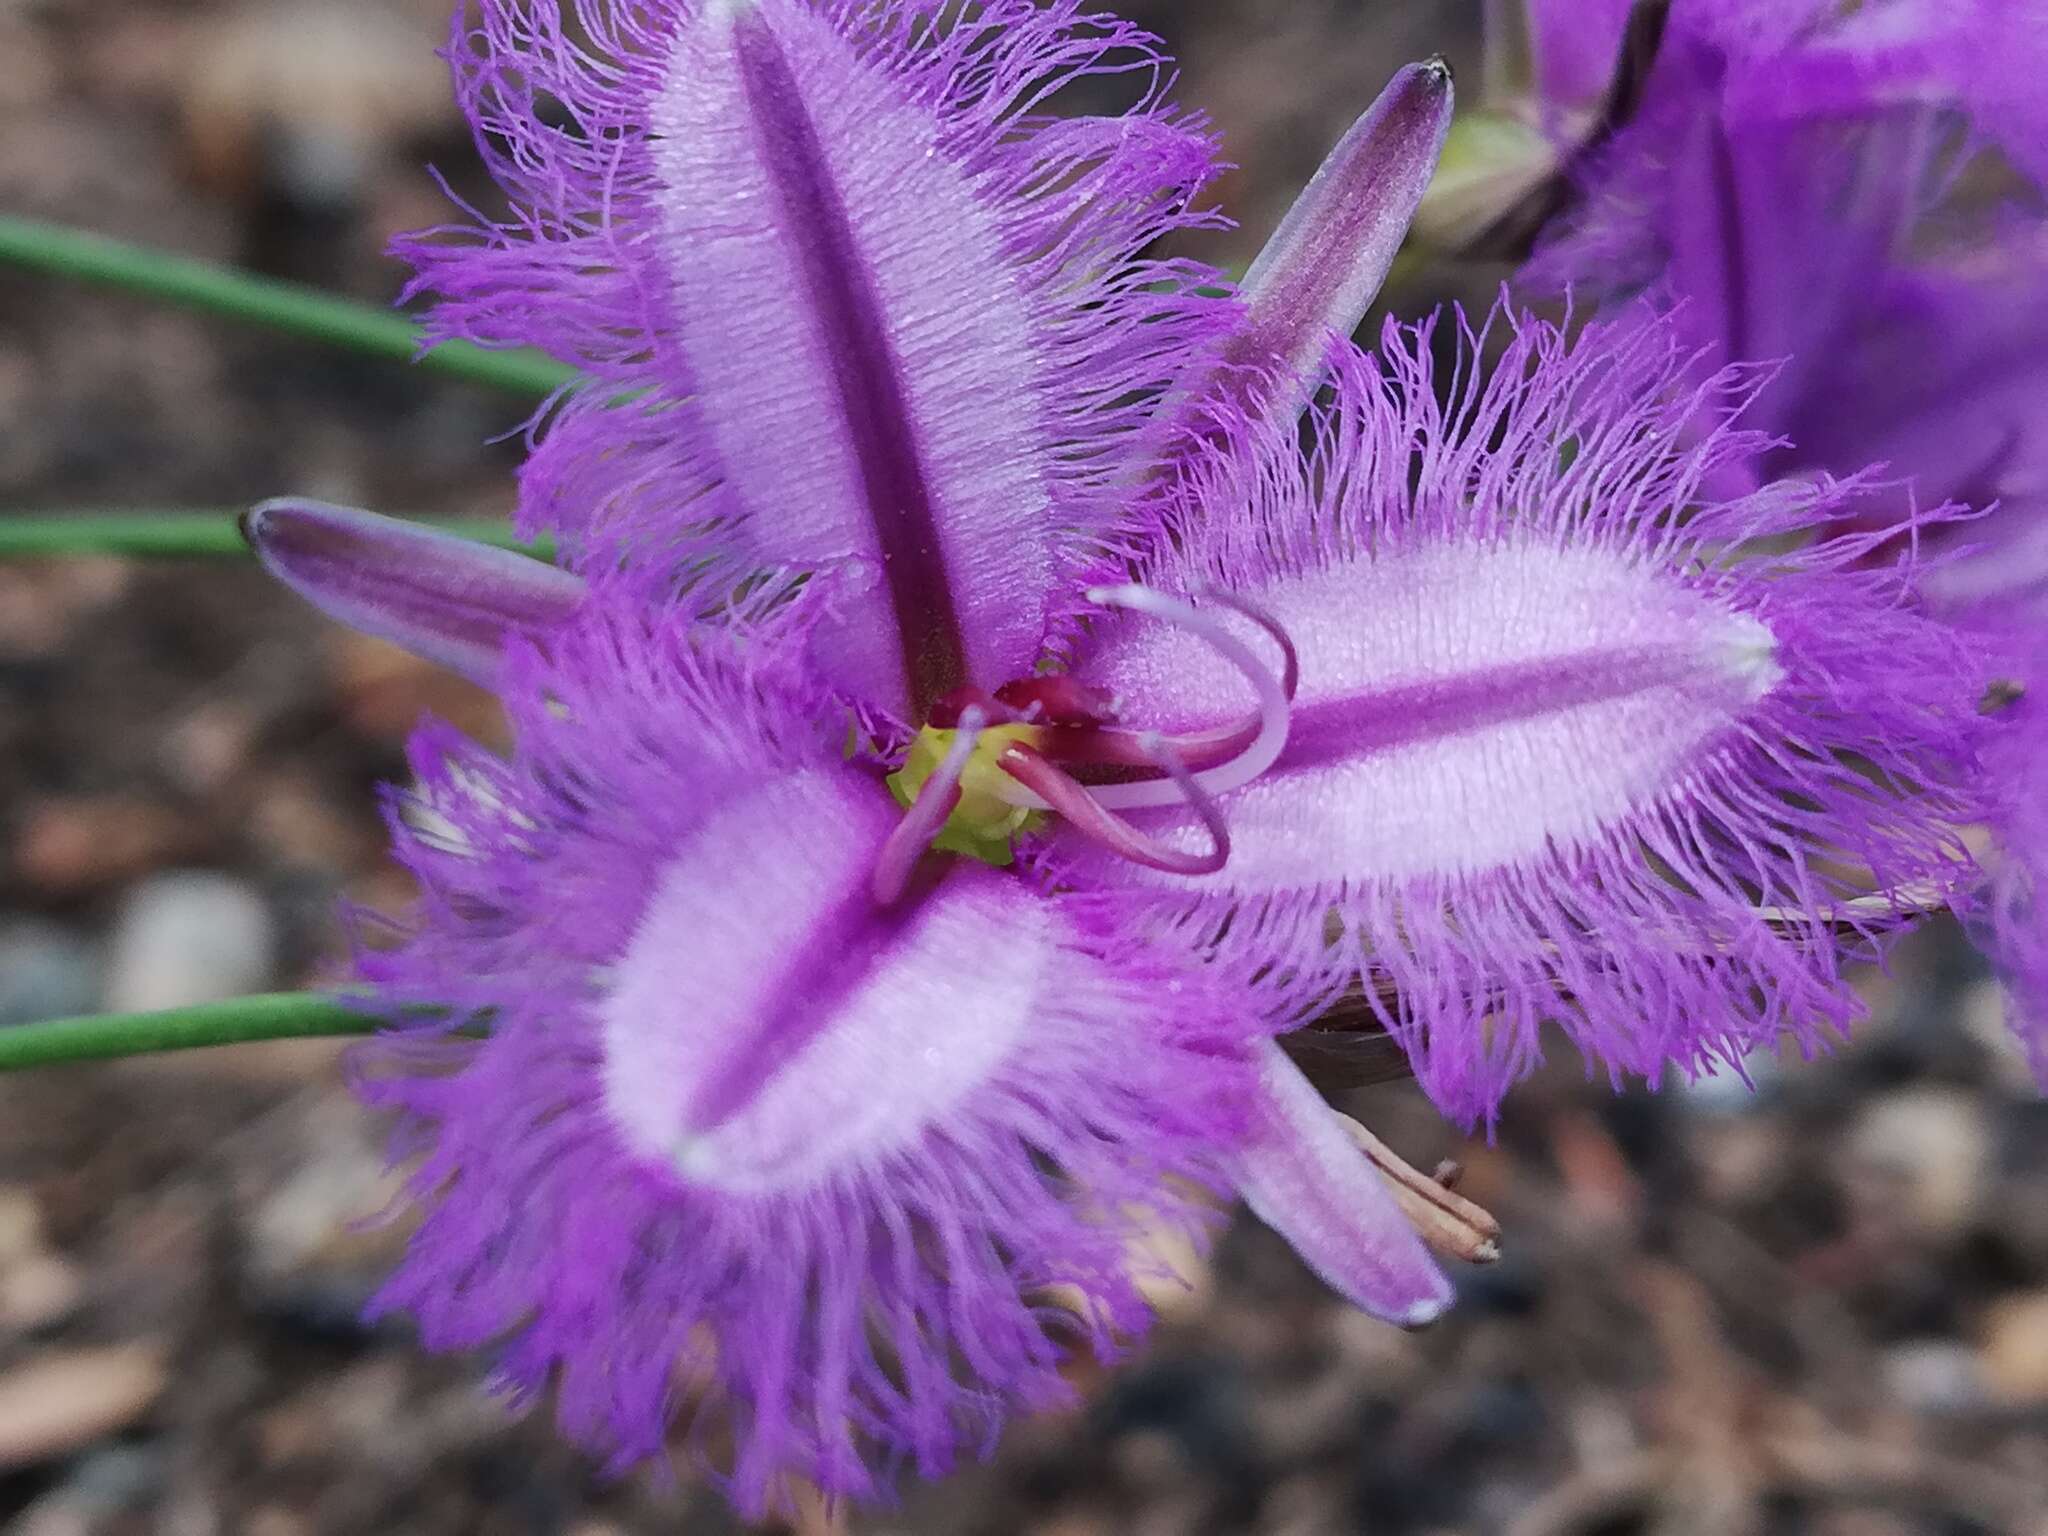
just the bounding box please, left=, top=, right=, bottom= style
left=0, top=20, right=57, bottom=110
left=1846, top=1087, right=1990, bottom=1240
left=1676, top=1049, right=1779, bottom=1113
left=0, top=1254, right=87, bottom=1334
left=104, top=871, right=277, bottom=1013
left=181, top=0, right=449, bottom=206
left=0, top=921, right=102, bottom=1027
left=14, top=797, right=198, bottom=897
left=1883, top=1338, right=1987, bottom=1414
left=1981, top=1292, right=2048, bottom=1404
left=0, top=1187, right=46, bottom=1262
left=241, top=1509, right=311, bottom=1536
left=64, top=1442, right=167, bottom=1508
left=0, top=1343, right=168, bottom=1468
left=242, top=1102, right=402, bottom=1291
left=1029, top=1517, right=1112, bottom=1536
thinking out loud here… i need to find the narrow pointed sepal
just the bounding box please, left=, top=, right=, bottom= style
left=244, top=499, right=586, bottom=685
left=1221, top=58, right=1453, bottom=413
left=1235, top=1041, right=1453, bottom=1326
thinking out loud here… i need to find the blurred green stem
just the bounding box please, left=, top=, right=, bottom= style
left=0, top=994, right=379, bottom=1071
left=0, top=216, right=577, bottom=398
left=0, top=511, right=554, bottom=561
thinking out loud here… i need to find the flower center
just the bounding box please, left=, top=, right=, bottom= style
left=867, top=585, right=1301, bottom=905
left=887, top=722, right=1045, bottom=861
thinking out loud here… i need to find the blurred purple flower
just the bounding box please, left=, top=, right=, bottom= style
left=1512, top=0, right=1635, bottom=125
left=1520, top=0, right=2048, bottom=525
left=1509, top=0, right=2048, bottom=1066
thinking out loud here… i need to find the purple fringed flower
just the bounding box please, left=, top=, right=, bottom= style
left=248, top=4, right=2045, bottom=1490
left=246, top=0, right=2047, bottom=1497
left=247, top=1, right=1481, bottom=1503
left=1037, top=304, right=1990, bottom=1126
left=348, top=593, right=1256, bottom=1512
left=1504, top=0, right=2048, bottom=1067
left=249, top=490, right=1463, bottom=1349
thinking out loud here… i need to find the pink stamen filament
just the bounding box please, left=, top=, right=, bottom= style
left=1208, top=589, right=1302, bottom=701
left=998, top=584, right=1294, bottom=812
left=999, top=738, right=1231, bottom=876
left=1041, top=717, right=1264, bottom=771
left=869, top=707, right=984, bottom=907
left=1030, top=591, right=1301, bottom=771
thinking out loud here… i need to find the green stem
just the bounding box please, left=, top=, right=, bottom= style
left=0, top=993, right=379, bottom=1070
left=0, top=512, right=555, bottom=561
left=0, top=216, right=578, bottom=399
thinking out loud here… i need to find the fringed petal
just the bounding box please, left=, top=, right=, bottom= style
left=400, top=0, right=1232, bottom=721
left=1235, top=1041, right=1451, bottom=1326
left=350, top=599, right=1252, bottom=1513
left=242, top=499, right=586, bottom=684
left=1039, top=306, right=1990, bottom=1126
left=1781, top=249, right=2048, bottom=532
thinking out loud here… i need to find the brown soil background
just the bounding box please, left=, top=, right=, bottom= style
left=4, top=2, right=2048, bottom=1533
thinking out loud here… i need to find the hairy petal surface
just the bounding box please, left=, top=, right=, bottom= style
left=351, top=601, right=1249, bottom=1512
left=401, top=0, right=1230, bottom=721
left=1044, top=309, right=1988, bottom=1125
